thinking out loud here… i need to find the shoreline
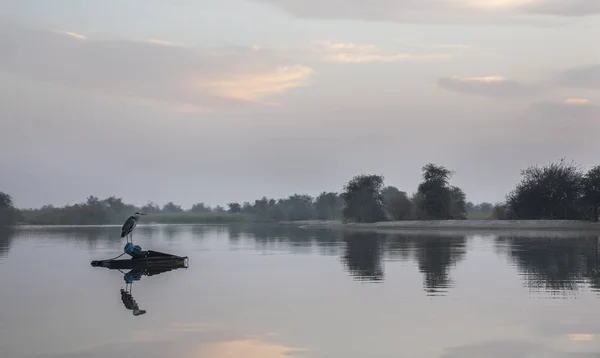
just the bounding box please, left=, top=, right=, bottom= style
left=7, top=220, right=600, bottom=238
left=276, top=219, right=600, bottom=233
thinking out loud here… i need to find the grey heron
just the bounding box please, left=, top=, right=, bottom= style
left=121, top=212, right=146, bottom=243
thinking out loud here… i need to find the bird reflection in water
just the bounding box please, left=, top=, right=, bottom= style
left=112, top=265, right=187, bottom=317
left=120, top=269, right=148, bottom=316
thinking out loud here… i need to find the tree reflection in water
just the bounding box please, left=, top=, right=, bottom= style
left=495, top=235, right=600, bottom=295
left=340, top=231, right=467, bottom=295
left=0, top=226, right=15, bottom=259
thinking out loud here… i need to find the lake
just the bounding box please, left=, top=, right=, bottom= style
left=1, top=224, right=600, bottom=358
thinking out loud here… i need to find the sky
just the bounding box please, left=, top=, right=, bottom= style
left=1, top=0, right=599, bottom=209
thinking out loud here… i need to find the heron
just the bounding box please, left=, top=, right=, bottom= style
left=121, top=212, right=146, bottom=244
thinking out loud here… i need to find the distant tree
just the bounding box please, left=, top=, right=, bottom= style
left=449, top=186, right=467, bottom=220
left=241, top=202, right=253, bottom=213
left=213, top=205, right=226, bottom=213
left=381, top=186, right=411, bottom=220
left=505, top=159, right=585, bottom=220
left=141, top=201, right=161, bottom=213
left=190, top=202, right=211, bottom=213
left=252, top=197, right=270, bottom=221
left=86, top=195, right=100, bottom=206
left=0, top=192, right=14, bottom=208
left=282, top=194, right=315, bottom=221
left=227, top=202, right=242, bottom=214
left=407, top=192, right=426, bottom=220
left=341, top=174, right=386, bottom=223
left=416, top=163, right=455, bottom=220
left=315, top=192, right=343, bottom=220
left=466, top=201, right=475, bottom=212
left=477, top=202, right=494, bottom=212
left=103, top=196, right=125, bottom=213
left=162, top=202, right=184, bottom=213
left=268, top=199, right=286, bottom=221
left=465, top=201, right=494, bottom=219
left=0, top=191, right=18, bottom=226
left=492, top=203, right=509, bottom=220
left=582, top=165, right=600, bottom=221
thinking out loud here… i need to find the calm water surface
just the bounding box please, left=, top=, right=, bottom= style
left=1, top=224, right=600, bottom=357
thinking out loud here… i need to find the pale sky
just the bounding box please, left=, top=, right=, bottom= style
left=1, top=0, right=599, bottom=209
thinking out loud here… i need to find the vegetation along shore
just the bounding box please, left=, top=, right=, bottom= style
left=1, top=159, right=599, bottom=230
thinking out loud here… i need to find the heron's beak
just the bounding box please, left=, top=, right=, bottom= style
left=140, top=212, right=147, bottom=215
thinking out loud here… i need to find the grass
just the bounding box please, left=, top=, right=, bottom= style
left=145, top=212, right=251, bottom=224
left=466, top=211, right=494, bottom=220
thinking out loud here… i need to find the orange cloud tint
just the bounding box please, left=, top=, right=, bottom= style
left=314, top=41, right=452, bottom=64
left=197, top=338, right=309, bottom=358
left=568, top=333, right=594, bottom=341
left=202, top=65, right=314, bottom=103
left=565, top=98, right=590, bottom=104
left=53, top=30, right=87, bottom=40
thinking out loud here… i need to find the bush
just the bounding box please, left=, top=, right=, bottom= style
left=504, top=159, right=585, bottom=220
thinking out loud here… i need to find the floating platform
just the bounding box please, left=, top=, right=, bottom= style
left=91, top=250, right=188, bottom=270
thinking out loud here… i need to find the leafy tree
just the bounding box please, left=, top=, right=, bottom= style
left=408, top=192, right=426, bottom=220
left=505, top=159, right=585, bottom=220
left=341, top=174, right=386, bottom=223
left=141, top=201, right=161, bottom=213
left=491, top=203, right=509, bottom=219
left=449, top=186, right=467, bottom=220
left=465, top=201, right=494, bottom=219
left=466, top=202, right=493, bottom=214
left=477, top=202, right=493, bottom=212
left=190, top=202, right=211, bottom=213
left=267, top=200, right=286, bottom=221
left=213, top=205, right=226, bottom=213
left=103, top=196, right=126, bottom=214
left=83, top=196, right=109, bottom=224
left=0, top=192, right=14, bottom=208
left=162, top=202, right=184, bottom=213
left=227, top=202, right=242, bottom=213
left=282, top=194, right=315, bottom=221
left=0, top=191, right=19, bottom=226
left=315, top=192, right=343, bottom=220
left=582, top=165, right=600, bottom=221
left=416, top=163, right=455, bottom=220
left=241, top=202, right=253, bottom=213
left=252, top=197, right=270, bottom=221
left=381, top=186, right=411, bottom=220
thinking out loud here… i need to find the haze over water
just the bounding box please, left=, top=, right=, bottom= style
left=1, top=224, right=600, bottom=357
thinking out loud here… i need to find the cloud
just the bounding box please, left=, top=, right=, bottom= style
left=440, top=340, right=599, bottom=358
left=437, top=75, right=537, bottom=99
left=555, top=65, right=600, bottom=90
left=518, top=0, right=600, bottom=17
left=525, top=100, right=600, bottom=122
left=0, top=18, right=458, bottom=111
left=201, top=65, right=314, bottom=103
left=311, top=41, right=452, bottom=64
left=251, top=0, right=600, bottom=24
left=145, top=39, right=178, bottom=47
left=0, top=20, right=314, bottom=112
left=565, top=98, right=590, bottom=104
left=568, top=334, right=594, bottom=341
left=396, top=40, right=471, bottom=50
left=439, top=63, right=600, bottom=101
left=512, top=99, right=600, bottom=142
left=52, top=30, right=87, bottom=40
